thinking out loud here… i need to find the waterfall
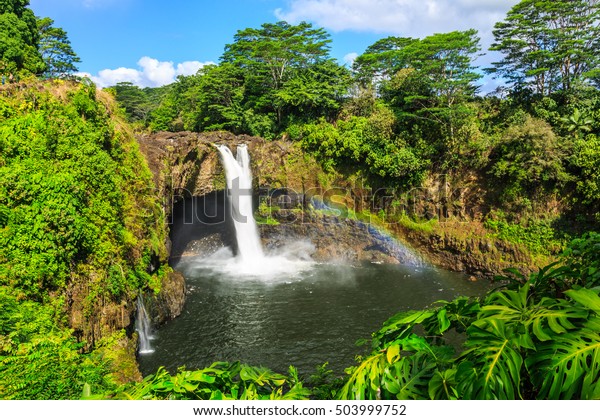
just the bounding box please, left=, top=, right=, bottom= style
left=216, top=144, right=264, bottom=262
left=135, top=294, right=154, bottom=354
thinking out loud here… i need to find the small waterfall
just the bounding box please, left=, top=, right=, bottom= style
left=135, top=295, right=154, bottom=354
left=216, top=144, right=264, bottom=262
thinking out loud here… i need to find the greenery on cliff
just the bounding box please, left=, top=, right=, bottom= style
left=0, top=79, right=170, bottom=397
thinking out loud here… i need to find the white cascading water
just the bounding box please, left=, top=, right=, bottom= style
left=207, top=144, right=314, bottom=279
left=216, top=144, right=264, bottom=262
left=135, top=295, right=154, bottom=354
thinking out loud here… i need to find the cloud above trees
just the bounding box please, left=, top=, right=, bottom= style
left=275, top=0, right=519, bottom=42
left=79, top=57, right=215, bottom=87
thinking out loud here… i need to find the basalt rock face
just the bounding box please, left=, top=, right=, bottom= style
left=260, top=212, right=424, bottom=265
left=393, top=224, right=537, bottom=278
left=137, top=131, right=325, bottom=220
left=142, top=271, right=186, bottom=326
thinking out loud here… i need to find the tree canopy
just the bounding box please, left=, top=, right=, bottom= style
left=37, top=16, right=80, bottom=78
left=0, top=0, right=43, bottom=75
left=489, top=0, right=600, bottom=95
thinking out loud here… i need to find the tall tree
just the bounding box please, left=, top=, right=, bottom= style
left=221, top=21, right=332, bottom=126
left=352, top=36, right=415, bottom=86
left=37, top=17, right=80, bottom=78
left=489, top=0, right=600, bottom=95
left=114, top=82, right=152, bottom=122
left=275, top=59, right=352, bottom=123
left=0, top=0, right=44, bottom=75
left=356, top=30, right=482, bottom=159
left=354, top=30, right=481, bottom=104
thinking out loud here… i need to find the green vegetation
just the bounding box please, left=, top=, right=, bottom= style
left=37, top=17, right=80, bottom=79
left=0, top=0, right=78, bottom=78
left=0, top=80, right=169, bottom=398
left=0, top=287, right=116, bottom=399
left=110, top=2, right=600, bottom=247
left=110, top=363, right=309, bottom=400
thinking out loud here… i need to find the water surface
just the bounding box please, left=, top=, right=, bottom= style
left=139, top=257, right=489, bottom=377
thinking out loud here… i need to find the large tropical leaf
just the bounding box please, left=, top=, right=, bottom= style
left=457, top=318, right=523, bottom=399
left=338, top=335, right=443, bottom=400
left=526, top=317, right=600, bottom=399
left=428, top=368, right=458, bottom=400
left=337, top=353, right=387, bottom=399
left=481, top=285, right=587, bottom=342
left=373, top=309, right=435, bottom=348
left=565, top=288, right=600, bottom=315
left=381, top=352, right=435, bottom=399
left=424, top=297, right=481, bottom=335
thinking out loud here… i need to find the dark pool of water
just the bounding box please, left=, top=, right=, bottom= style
left=138, top=258, right=490, bottom=378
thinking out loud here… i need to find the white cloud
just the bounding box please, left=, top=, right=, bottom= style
left=176, top=61, right=207, bottom=77
left=81, top=57, right=215, bottom=88
left=275, top=0, right=520, bottom=46
left=343, top=52, right=358, bottom=65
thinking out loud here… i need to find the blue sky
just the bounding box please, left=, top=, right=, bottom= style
left=29, top=0, right=519, bottom=89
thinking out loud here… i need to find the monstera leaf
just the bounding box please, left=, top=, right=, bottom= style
left=372, top=309, right=435, bottom=348
left=381, top=352, right=435, bottom=399
left=526, top=317, right=600, bottom=399
left=480, top=284, right=588, bottom=342
left=338, top=335, right=443, bottom=400
left=456, top=318, right=524, bottom=399
left=525, top=289, right=600, bottom=399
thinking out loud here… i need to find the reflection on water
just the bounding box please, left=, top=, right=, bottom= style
left=139, top=257, right=490, bottom=377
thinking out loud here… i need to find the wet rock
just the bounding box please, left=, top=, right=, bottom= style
left=146, top=271, right=187, bottom=325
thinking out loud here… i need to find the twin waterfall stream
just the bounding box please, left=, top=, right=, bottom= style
left=215, top=144, right=264, bottom=263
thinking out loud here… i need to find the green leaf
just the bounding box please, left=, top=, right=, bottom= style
left=382, top=353, right=435, bottom=399
left=428, top=369, right=458, bottom=400
left=386, top=344, right=400, bottom=364
left=187, top=371, right=217, bottom=384
left=565, top=288, right=600, bottom=315
left=458, top=319, right=523, bottom=399
left=526, top=317, right=600, bottom=399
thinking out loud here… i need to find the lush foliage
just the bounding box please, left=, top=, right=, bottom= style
left=489, top=0, right=600, bottom=94
left=0, top=287, right=116, bottom=399
left=111, top=3, right=600, bottom=232
left=0, top=80, right=167, bottom=299
left=0, top=0, right=43, bottom=75
left=0, top=80, right=169, bottom=398
left=111, top=363, right=309, bottom=400
left=0, top=0, right=77, bottom=77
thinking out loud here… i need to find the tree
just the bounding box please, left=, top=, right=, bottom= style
left=352, top=36, right=415, bottom=86
left=37, top=17, right=80, bottom=78
left=275, top=59, right=352, bottom=123
left=114, top=82, right=152, bottom=123
left=489, top=0, right=600, bottom=95
left=489, top=115, right=571, bottom=202
left=357, top=30, right=482, bottom=160
left=222, top=21, right=332, bottom=127
left=178, top=63, right=246, bottom=132
left=354, top=30, right=481, bottom=102
left=0, top=0, right=44, bottom=75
